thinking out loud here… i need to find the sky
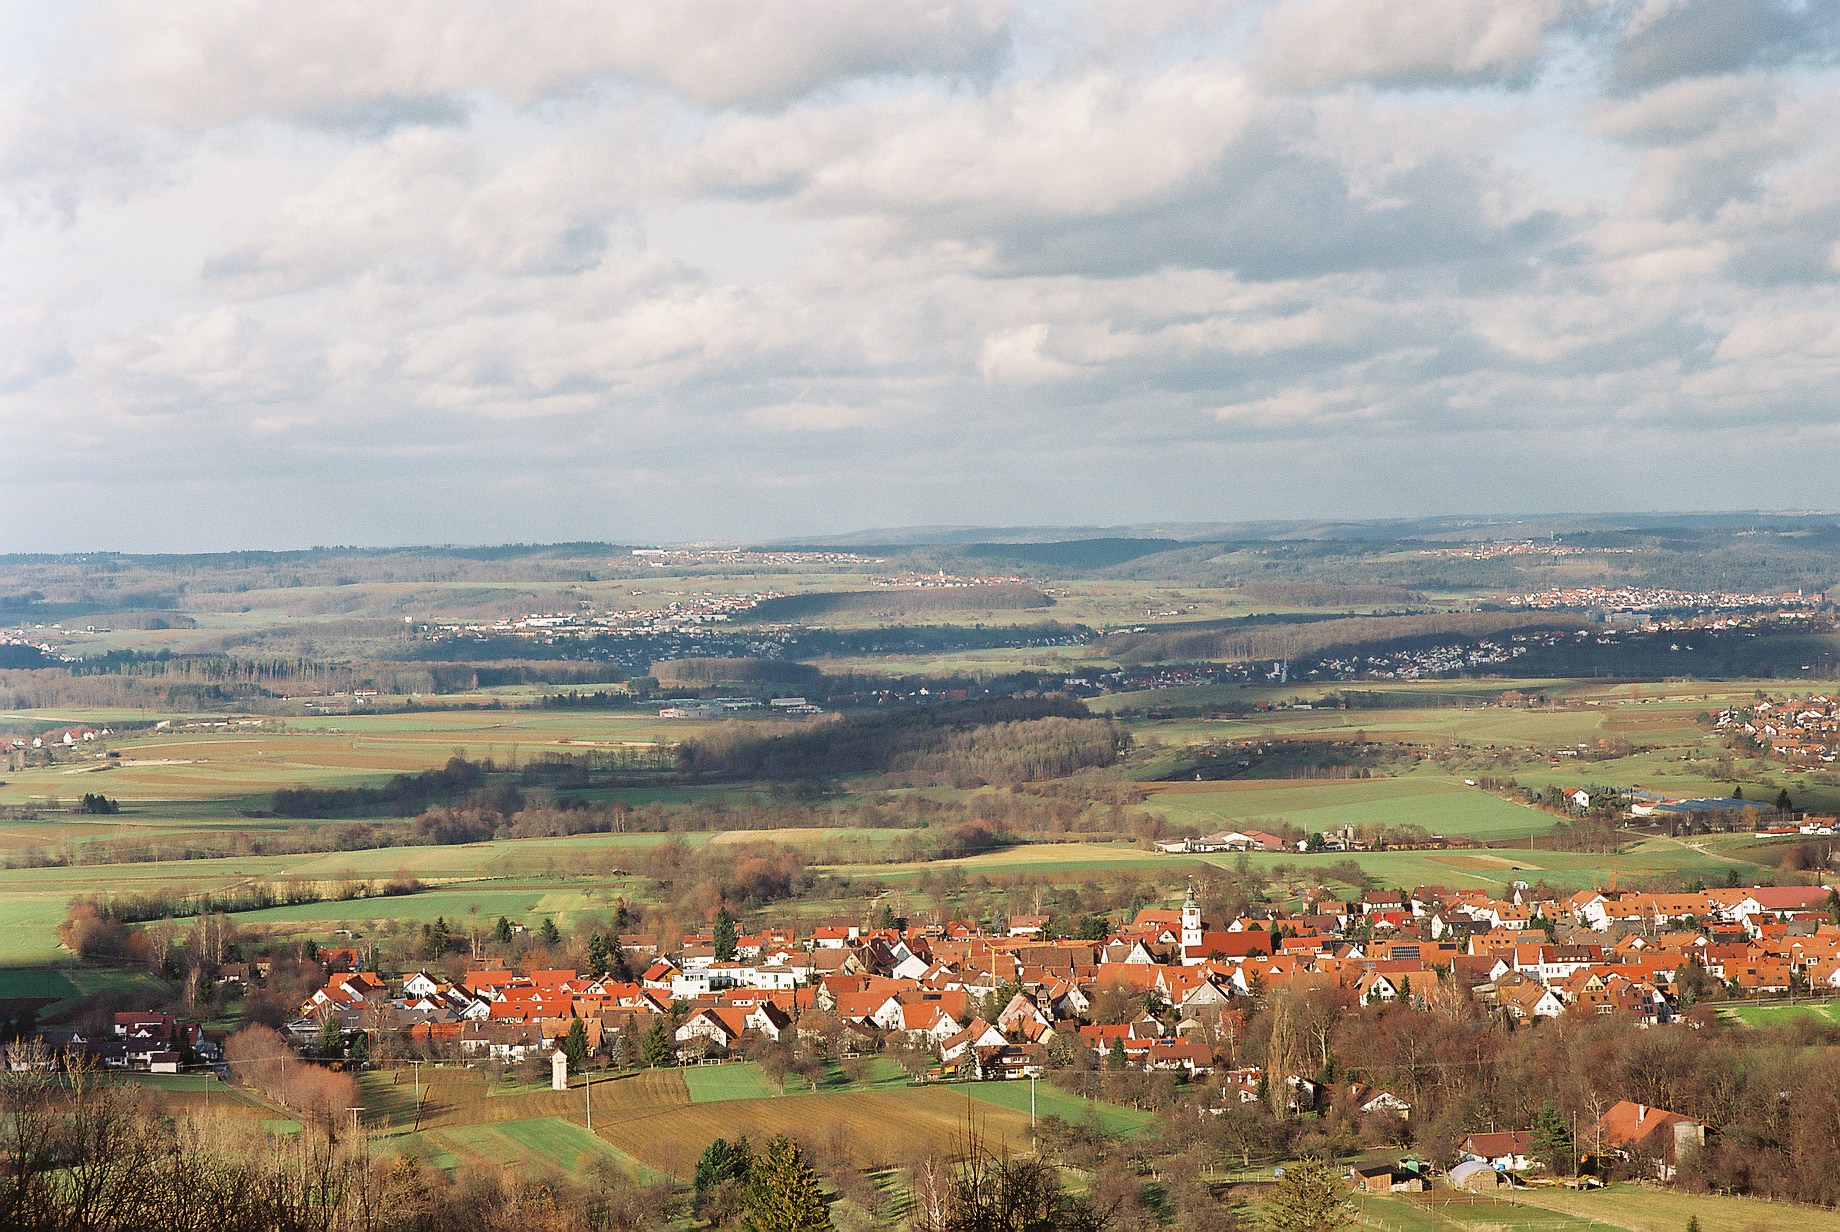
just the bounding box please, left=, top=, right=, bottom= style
left=4, top=0, right=1840, bottom=552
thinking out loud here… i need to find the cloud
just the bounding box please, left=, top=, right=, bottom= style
left=686, top=67, right=1558, bottom=283
left=1256, top=0, right=1576, bottom=90
left=1609, top=0, right=1840, bottom=94
left=194, top=122, right=678, bottom=298
left=978, top=323, right=1083, bottom=383
left=8, top=1, right=1840, bottom=550
left=95, top=0, right=1020, bottom=126
left=744, top=400, right=879, bottom=431
left=0, top=306, right=73, bottom=395
left=689, top=66, right=1255, bottom=220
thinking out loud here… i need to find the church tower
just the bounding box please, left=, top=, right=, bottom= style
left=1181, top=881, right=1203, bottom=954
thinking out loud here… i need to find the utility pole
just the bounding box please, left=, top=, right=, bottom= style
left=1029, top=1074, right=1037, bottom=1140
left=586, top=1071, right=593, bottom=1133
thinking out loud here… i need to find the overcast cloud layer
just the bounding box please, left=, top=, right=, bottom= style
left=6, top=0, right=1840, bottom=551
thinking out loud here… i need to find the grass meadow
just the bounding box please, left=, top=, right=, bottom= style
left=1142, top=776, right=1557, bottom=840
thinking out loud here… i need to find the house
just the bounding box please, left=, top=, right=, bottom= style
left=1349, top=1085, right=1411, bottom=1119
left=1495, top=979, right=1565, bottom=1021
left=1589, top=1101, right=1708, bottom=1180
left=456, top=1022, right=546, bottom=1062
left=1460, top=1130, right=1533, bottom=1173
left=675, top=1007, right=753, bottom=1055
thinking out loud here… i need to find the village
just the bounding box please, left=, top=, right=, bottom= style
left=1720, top=693, right=1840, bottom=764
left=29, top=874, right=1840, bottom=1197
left=1509, top=585, right=1825, bottom=615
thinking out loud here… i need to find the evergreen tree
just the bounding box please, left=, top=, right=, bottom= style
left=539, top=917, right=562, bottom=947
left=608, top=933, right=633, bottom=982
left=641, top=1016, right=675, bottom=1068
left=877, top=903, right=898, bottom=930
left=492, top=916, right=514, bottom=944
left=422, top=916, right=451, bottom=960
left=695, top=1135, right=755, bottom=1194
left=1528, top=1101, right=1574, bottom=1176
left=1777, top=788, right=1794, bottom=812
left=316, top=1017, right=344, bottom=1061
left=617, top=1023, right=640, bottom=1070
left=1074, top=914, right=1109, bottom=941
left=1259, top=1157, right=1349, bottom=1232
left=1107, top=1037, right=1128, bottom=1071
left=562, top=1017, right=591, bottom=1074
left=714, top=906, right=739, bottom=962
left=745, top=1135, right=833, bottom=1232
left=587, top=933, right=609, bottom=977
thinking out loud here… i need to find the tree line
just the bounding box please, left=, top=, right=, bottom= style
left=673, top=697, right=1115, bottom=782
left=270, top=757, right=487, bottom=818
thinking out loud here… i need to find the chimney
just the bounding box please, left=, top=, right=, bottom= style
left=1636, top=1103, right=1647, bottom=1122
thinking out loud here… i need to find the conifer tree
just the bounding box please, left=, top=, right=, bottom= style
left=617, top=1023, right=640, bottom=1070
left=587, top=932, right=609, bottom=977
left=745, top=1135, right=833, bottom=1232
left=562, top=1017, right=591, bottom=1074
left=695, top=1135, right=755, bottom=1194
left=1259, top=1157, right=1349, bottom=1232
left=714, top=906, right=739, bottom=962
left=1528, top=1101, right=1574, bottom=1176
left=641, top=1016, right=675, bottom=1069
left=316, top=1016, right=344, bottom=1061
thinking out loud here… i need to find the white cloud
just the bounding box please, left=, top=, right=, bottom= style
left=95, top=0, right=1019, bottom=125
left=1256, top=0, right=1576, bottom=90
left=979, top=323, right=1083, bottom=383
left=689, top=65, right=1255, bottom=220
left=7, top=0, right=1840, bottom=549
left=745, top=400, right=878, bottom=431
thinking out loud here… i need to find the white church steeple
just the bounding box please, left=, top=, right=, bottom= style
left=1180, top=880, right=1203, bottom=954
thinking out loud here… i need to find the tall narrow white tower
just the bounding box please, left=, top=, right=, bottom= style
left=1180, top=881, right=1203, bottom=955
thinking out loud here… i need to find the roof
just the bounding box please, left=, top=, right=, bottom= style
left=1592, top=1100, right=1705, bottom=1156
left=1463, top=1130, right=1529, bottom=1157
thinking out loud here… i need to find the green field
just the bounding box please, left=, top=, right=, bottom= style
left=1721, top=997, right=1840, bottom=1027
left=683, top=1062, right=786, bottom=1103
left=1355, top=1193, right=1620, bottom=1232
left=1501, top=1182, right=1840, bottom=1232
left=1143, top=775, right=1557, bottom=841
left=427, top=1116, right=637, bottom=1174
left=0, top=967, right=169, bottom=1015
left=959, top=1080, right=1155, bottom=1137
left=0, top=675, right=1806, bottom=975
